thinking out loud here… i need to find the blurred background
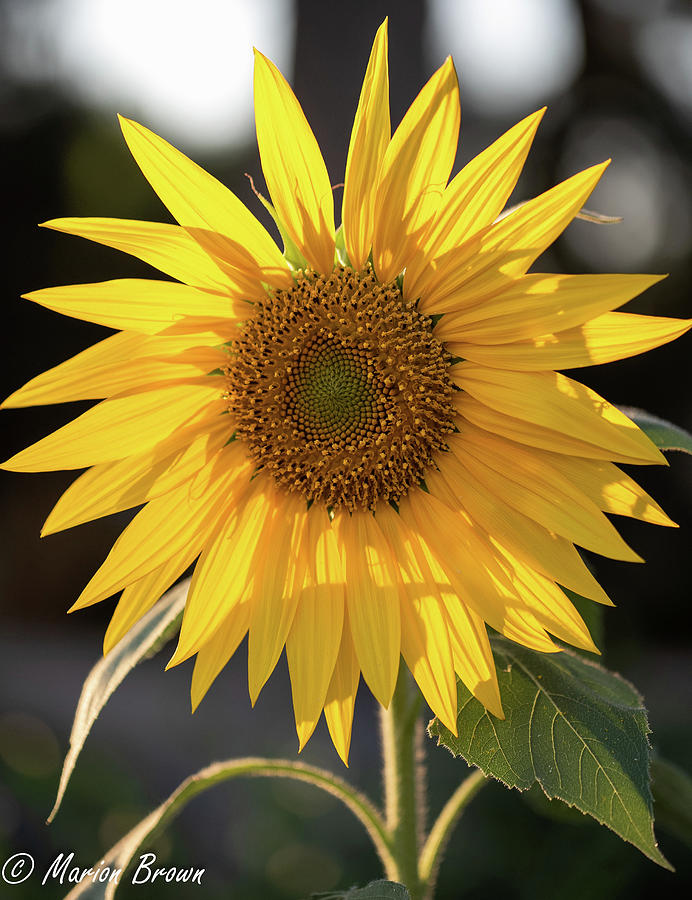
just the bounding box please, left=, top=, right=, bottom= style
left=1, top=0, right=692, bottom=897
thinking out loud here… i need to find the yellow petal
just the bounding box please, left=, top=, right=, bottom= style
left=449, top=312, right=691, bottom=371
left=452, top=364, right=665, bottom=464
left=248, top=492, right=308, bottom=705
left=168, top=473, right=274, bottom=666
left=103, top=556, right=196, bottom=654
left=372, top=57, right=460, bottom=282
left=335, top=509, right=401, bottom=708
left=190, top=586, right=252, bottom=711
left=324, top=609, right=360, bottom=766
left=434, top=273, right=664, bottom=343
left=286, top=508, right=345, bottom=750
left=405, top=108, right=545, bottom=299
left=418, top=161, right=609, bottom=313
left=2, top=332, right=225, bottom=408
left=253, top=51, right=335, bottom=272
left=342, top=19, right=390, bottom=270
left=74, top=443, right=250, bottom=609
left=118, top=116, right=291, bottom=292
left=401, top=488, right=559, bottom=653
left=43, top=417, right=230, bottom=536
left=427, top=453, right=612, bottom=605
left=542, top=455, right=675, bottom=527
left=449, top=430, right=642, bottom=561
left=41, top=218, right=234, bottom=292
left=23, top=279, right=242, bottom=336
left=376, top=505, right=457, bottom=732
left=454, top=392, right=658, bottom=466
left=2, top=382, right=224, bottom=472
left=491, top=545, right=598, bottom=654
left=441, top=599, right=503, bottom=719
left=378, top=500, right=498, bottom=712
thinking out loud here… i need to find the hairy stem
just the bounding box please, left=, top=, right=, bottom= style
left=380, top=665, right=426, bottom=899
left=419, top=767, right=488, bottom=897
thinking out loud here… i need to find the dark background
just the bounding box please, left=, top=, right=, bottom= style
left=1, top=0, right=691, bottom=897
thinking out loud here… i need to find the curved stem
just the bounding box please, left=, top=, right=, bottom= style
left=81, top=756, right=396, bottom=897
left=380, top=666, right=426, bottom=899
left=228, top=758, right=396, bottom=876
left=419, top=767, right=488, bottom=897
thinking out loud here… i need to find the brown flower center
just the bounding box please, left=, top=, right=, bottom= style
left=225, top=266, right=455, bottom=510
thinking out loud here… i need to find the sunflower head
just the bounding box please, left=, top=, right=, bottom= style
left=2, top=18, right=689, bottom=765
left=226, top=265, right=455, bottom=510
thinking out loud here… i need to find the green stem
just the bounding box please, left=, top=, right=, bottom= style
left=419, top=767, right=488, bottom=898
left=79, top=757, right=396, bottom=897
left=380, top=665, right=426, bottom=899
left=237, top=759, right=396, bottom=877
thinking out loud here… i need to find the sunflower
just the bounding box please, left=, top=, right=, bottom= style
left=3, top=20, right=689, bottom=764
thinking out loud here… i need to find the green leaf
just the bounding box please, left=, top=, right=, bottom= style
left=62, top=759, right=393, bottom=900
left=311, top=882, right=410, bottom=900
left=428, top=637, right=671, bottom=869
left=619, top=407, right=692, bottom=454
left=48, top=578, right=189, bottom=823
left=651, top=755, right=692, bottom=848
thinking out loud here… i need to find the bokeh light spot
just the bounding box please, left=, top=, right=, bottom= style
left=425, top=0, right=584, bottom=115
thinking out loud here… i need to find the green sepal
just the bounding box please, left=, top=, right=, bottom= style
left=251, top=179, right=307, bottom=271
left=335, top=223, right=352, bottom=267
left=428, top=636, right=671, bottom=869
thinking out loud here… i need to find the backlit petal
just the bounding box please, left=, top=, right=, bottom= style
left=168, top=473, right=274, bottom=666
left=286, top=508, right=345, bottom=749
left=491, top=546, right=598, bottom=653
left=402, top=488, right=559, bottom=653
left=190, top=587, right=252, bottom=711
left=418, top=162, right=609, bottom=312
left=2, top=382, right=224, bottom=472
left=405, top=108, right=545, bottom=298
left=342, top=19, right=390, bottom=270
left=22, top=279, right=243, bottom=336
left=41, top=217, right=234, bottom=292
left=248, top=492, right=308, bottom=704
left=377, top=505, right=457, bottom=732
left=453, top=364, right=665, bottom=464
left=324, top=610, right=360, bottom=767
left=2, top=332, right=225, bottom=408
left=119, top=116, right=291, bottom=292
left=428, top=452, right=612, bottom=605
left=73, top=443, right=251, bottom=609
left=448, top=430, right=643, bottom=561
left=450, top=312, right=691, bottom=370
left=253, top=51, right=335, bottom=272
left=103, top=554, right=197, bottom=654
left=372, top=57, right=460, bottom=282
left=454, top=392, right=660, bottom=466
left=541, top=455, right=675, bottom=527
left=433, top=273, right=664, bottom=343
left=42, top=417, right=230, bottom=535
left=335, top=510, right=401, bottom=707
